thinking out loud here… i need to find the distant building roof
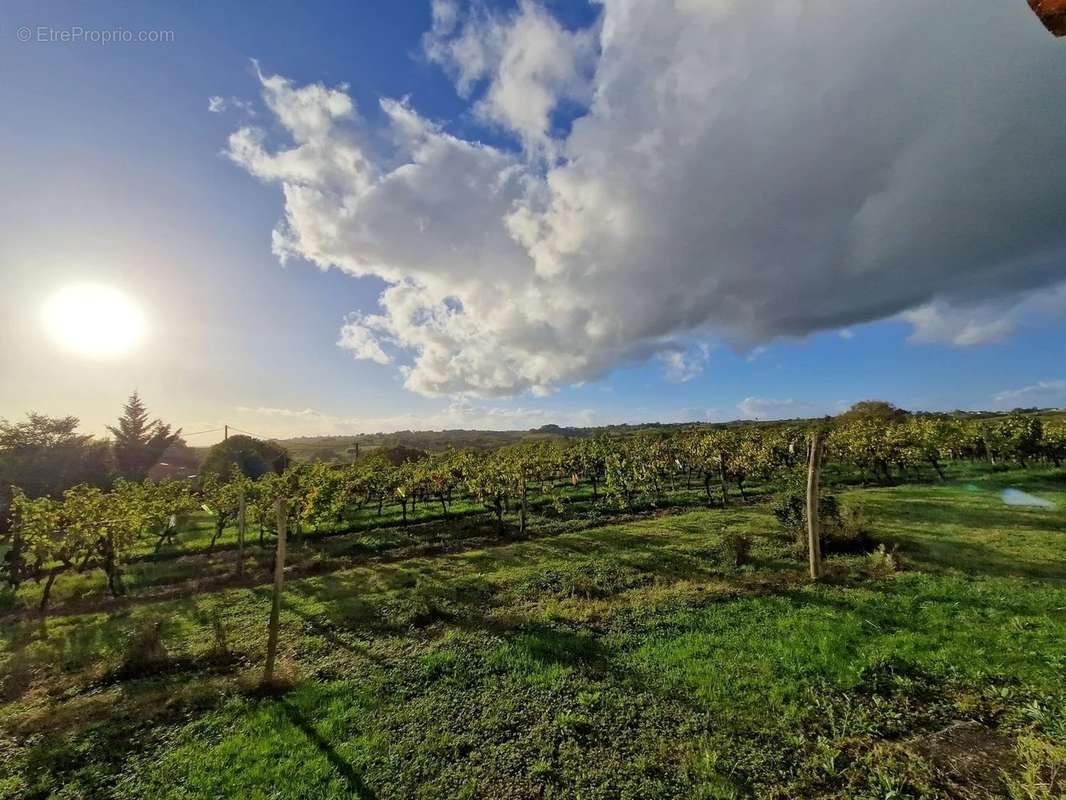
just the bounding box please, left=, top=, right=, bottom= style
left=148, top=461, right=198, bottom=481
left=1030, top=0, right=1066, bottom=36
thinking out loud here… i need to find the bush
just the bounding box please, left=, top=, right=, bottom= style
left=772, top=468, right=841, bottom=544
left=0, top=650, right=34, bottom=701
left=1006, top=735, right=1065, bottom=800
left=117, top=618, right=170, bottom=677
left=517, top=562, right=650, bottom=601
left=398, top=577, right=494, bottom=628
left=406, top=590, right=450, bottom=628
left=209, top=611, right=230, bottom=658
left=715, top=533, right=752, bottom=567
left=865, top=544, right=898, bottom=577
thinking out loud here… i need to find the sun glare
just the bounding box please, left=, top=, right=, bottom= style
left=43, top=284, right=146, bottom=358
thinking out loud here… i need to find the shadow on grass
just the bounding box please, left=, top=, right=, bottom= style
left=280, top=700, right=378, bottom=800
left=870, top=498, right=1063, bottom=536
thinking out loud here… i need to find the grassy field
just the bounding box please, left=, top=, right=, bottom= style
left=1, top=468, right=1064, bottom=799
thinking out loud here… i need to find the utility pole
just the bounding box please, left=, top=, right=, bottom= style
left=224, top=425, right=228, bottom=441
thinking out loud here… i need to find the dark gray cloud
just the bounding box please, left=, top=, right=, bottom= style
left=228, top=0, right=1066, bottom=396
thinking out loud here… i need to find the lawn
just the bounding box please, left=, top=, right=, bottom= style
left=1, top=468, right=1064, bottom=799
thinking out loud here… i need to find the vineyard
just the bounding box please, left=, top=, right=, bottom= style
left=1, top=412, right=1065, bottom=798
left=6, top=412, right=1065, bottom=610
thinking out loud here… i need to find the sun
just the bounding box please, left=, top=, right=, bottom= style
left=43, top=284, right=146, bottom=358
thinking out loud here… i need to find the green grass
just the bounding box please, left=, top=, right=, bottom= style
left=1, top=467, right=1065, bottom=798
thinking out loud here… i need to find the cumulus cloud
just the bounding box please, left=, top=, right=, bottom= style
left=902, top=302, right=1016, bottom=346
left=226, top=0, right=1066, bottom=399
left=208, top=96, right=227, bottom=113
left=423, top=0, right=597, bottom=157
left=659, top=344, right=710, bottom=383
left=992, top=380, right=1066, bottom=409
left=904, top=283, right=1066, bottom=346
left=337, top=315, right=393, bottom=364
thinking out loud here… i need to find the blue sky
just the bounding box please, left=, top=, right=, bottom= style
left=1, top=0, right=1064, bottom=443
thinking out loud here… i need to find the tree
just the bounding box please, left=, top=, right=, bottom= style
left=566, top=436, right=608, bottom=500
left=108, top=392, right=180, bottom=481
left=1, top=414, right=112, bottom=587
left=726, top=433, right=775, bottom=500
left=200, top=434, right=290, bottom=481
left=200, top=475, right=247, bottom=552
left=838, top=400, right=908, bottom=423
left=0, top=414, right=113, bottom=498
left=9, top=483, right=145, bottom=607
left=1044, top=421, right=1066, bottom=468
left=988, top=414, right=1043, bottom=468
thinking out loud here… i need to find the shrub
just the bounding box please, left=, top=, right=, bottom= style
left=772, top=468, right=841, bottom=544
left=0, top=650, right=34, bottom=701
left=865, top=544, right=898, bottom=577
left=117, top=618, right=170, bottom=677
left=1006, top=735, right=1066, bottom=800
left=715, top=533, right=752, bottom=567
left=399, top=583, right=451, bottom=628
left=209, top=611, right=230, bottom=658
left=399, top=577, right=493, bottom=628
left=517, top=562, right=650, bottom=601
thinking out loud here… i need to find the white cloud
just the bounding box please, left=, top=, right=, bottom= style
left=745, top=345, right=769, bottom=363
left=423, top=0, right=597, bottom=158
left=839, top=329, right=855, bottom=340
left=228, top=1, right=1066, bottom=399
left=902, top=302, right=1015, bottom=346
left=659, top=344, right=710, bottom=383
left=737, top=397, right=821, bottom=421
left=209, top=95, right=256, bottom=116
left=236, top=399, right=627, bottom=437
left=232, top=399, right=737, bottom=437
left=992, top=380, right=1066, bottom=409
left=903, top=282, right=1066, bottom=347
left=337, top=315, right=393, bottom=364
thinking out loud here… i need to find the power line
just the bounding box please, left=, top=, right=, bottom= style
left=228, top=425, right=273, bottom=440
left=178, top=425, right=276, bottom=441
left=182, top=427, right=223, bottom=437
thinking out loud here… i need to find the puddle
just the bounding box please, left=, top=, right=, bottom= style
left=1001, top=488, right=1055, bottom=509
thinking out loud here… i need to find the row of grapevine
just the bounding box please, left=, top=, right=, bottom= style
left=5, top=413, right=1063, bottom=607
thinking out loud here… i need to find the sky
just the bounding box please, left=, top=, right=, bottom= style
left=1, top=0, right=1065, bottom=445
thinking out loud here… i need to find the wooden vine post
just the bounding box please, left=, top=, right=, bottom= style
left=519, top=471, right=528, bottom=536
left=807, top=431, right=824, bottom=580
left=237, top=488, right=246, bottom=579
left=718, top=453, right=729, bottom=507
left=263, top=497, right=288, bottom=684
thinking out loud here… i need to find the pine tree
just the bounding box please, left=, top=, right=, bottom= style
left=107, top=392, right=181, bottom=481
